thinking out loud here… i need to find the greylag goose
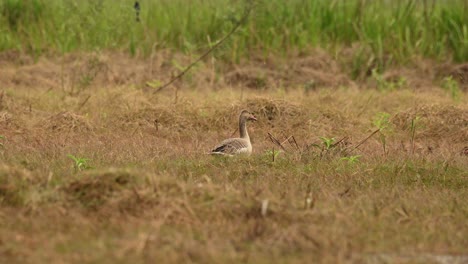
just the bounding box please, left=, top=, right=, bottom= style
left=211, top=110, right=257, bottom=156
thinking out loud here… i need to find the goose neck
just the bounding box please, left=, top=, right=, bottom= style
left=239, top=117, right=249, bottom=139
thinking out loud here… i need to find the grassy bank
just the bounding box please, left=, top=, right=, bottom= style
left=0, top=85, right=467, bottom=262
left=0, top=0, right=467, bottom=66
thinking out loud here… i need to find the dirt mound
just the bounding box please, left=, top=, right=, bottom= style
left=392, top=105, right=468, bottom=142
left=36, top=111, right=93, bottom=133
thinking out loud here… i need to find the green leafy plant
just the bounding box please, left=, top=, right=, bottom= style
left=0, top=135, right=5, bottom=148
left=373, top=112, right=391, bottom=155
left=371, top=69, right=407, bottom=91
left=319, top=137, right=335, bottom=150
left=145, top=79, right=163, bottom=89
left=373, top=112, right=391, bottom=130
left=264, top=149, right=281, bottom=162
left=340, top=155, right=361, bottom=165
left=68, top=154, right=92, bottom=172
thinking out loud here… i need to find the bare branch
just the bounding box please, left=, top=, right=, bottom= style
left=152, top=0, right=254, bottom=93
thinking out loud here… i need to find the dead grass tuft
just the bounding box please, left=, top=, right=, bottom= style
left=225, top=50, right=353, bottom=90
left=288, top=53, right=354, bottom=89
left=0, top=111, right=23, bottom=134
left=36, top=111, right=93, bottom=133
left=119, top=107, right=201, bottom=133
left=440, top=63, right=468, bottom=91
left=393, top=105, right=468, bottom=142
left=63, top=169, right=138, bottom=210
left=0, top=164, right=34, bottom=206
left=243, top=97, right=304, bottom=122
left=225, top=67, right=282, bottom=89
left=0, top=111, right=14, bottom=127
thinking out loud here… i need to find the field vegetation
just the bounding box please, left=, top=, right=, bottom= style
left=1, top=0, right=467, bottom=63
left=0, top=0, right=467, bottom=263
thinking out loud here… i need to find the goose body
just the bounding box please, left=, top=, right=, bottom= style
left=211, top=110, right=257, bottom=156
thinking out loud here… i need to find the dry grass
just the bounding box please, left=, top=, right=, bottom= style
left=0, top=52, right=467, bottom=263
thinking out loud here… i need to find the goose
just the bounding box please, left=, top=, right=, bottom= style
left=210, top=110, right=257, bottom=156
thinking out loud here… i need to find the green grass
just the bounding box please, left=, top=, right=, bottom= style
left=1, top=0, right=467, bottom=65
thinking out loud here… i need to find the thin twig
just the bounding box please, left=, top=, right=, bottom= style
left=338, top=186, right=351, bottom=197
left=76, top=95, right=91, bottom=111
left=348, top=129, right=380, bottom=152
left=331, top=136, right=348, bottom=148
left=268, top=132, right=287, bottom=152
left=290, top=136, right=301, bottom=151
left=280, top=132, right=300, bottom=152
left=152, top=1, right=253, bottom=93
left=280, top=135, right=293, bottom=146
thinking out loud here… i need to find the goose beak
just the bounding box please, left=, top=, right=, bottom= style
left=250, top=116, right=257, bottom=121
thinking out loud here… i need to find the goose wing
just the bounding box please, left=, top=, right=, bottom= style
left=211, top=138, right=250, bottom=155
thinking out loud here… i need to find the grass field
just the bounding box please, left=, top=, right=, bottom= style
left=1, top=0, right=468, bottom=263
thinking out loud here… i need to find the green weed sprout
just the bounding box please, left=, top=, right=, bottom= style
left=319, top=137, right=335, bottom=150
left=341, top=155, right=361, bottom=165
left=264, top=149, right=281, bottom=162
left=68, top=154, right=92, bottom=172
left=373, top=112, right=391, bottom=155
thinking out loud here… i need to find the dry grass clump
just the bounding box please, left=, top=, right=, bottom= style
left=36, top=111, right=93, bottom=133
left=288, top=53, right=354, bottom=89
left=0, top=164, right=34, bottom=206
left=225, top=67, right=283, bottom=89
left=208, top=97, right=309, bottom=131
left=244, top=98, right=304, bottom=122
left=0, top=111, right=14, bottom=128
left=393, top=105, right=468, bottom=143
left=0, top=51, right=467, bottom=263
left=63, top=169, right=139, bottom=210
left=441, top=63, right=468, bottom=91
left=0, top=111, right=24, bottom=136
left=0, top=90, right=5, bottom=111
left=118, top=106, right=209, bottom=134
left=114, top=101, right=281, bottom=136
left=225, top=51, right=353, bottom=90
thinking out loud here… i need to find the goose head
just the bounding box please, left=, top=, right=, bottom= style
left=240, top=110, right=257, bottom=122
